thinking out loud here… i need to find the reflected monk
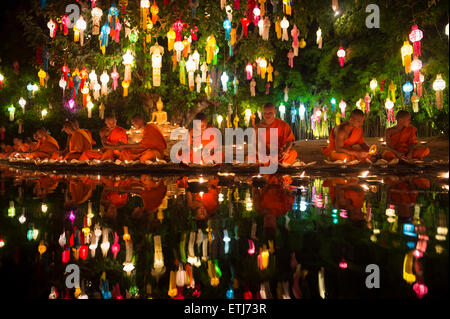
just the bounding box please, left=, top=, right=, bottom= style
left=255, top=103, right=297, bottom=165
left=57, top=122, right=95, bottom=161
left=187, top=178, right=220, bottom=220
left=322, top=109, right=372, bottom=162
left=20, top=128, right=59, bottom=159
left=179, top=112, right=222, bottom=164
left=65, top=177, right=94, bottom=207
left=382, top=110, right=430, bottom=162
left=81, top=114, right=128, bottom=161
left=105, top=115, right=167, bottom=163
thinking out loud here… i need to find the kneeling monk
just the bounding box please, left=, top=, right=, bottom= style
left=322, top=109, right=372, bottom=162
left=382, top=110, right=429, bottom=162
left=255, top=102, right=297, bottom=165
left=105, top=115, right=167, bottom=163
left=21, top=128, right=59, bottom=159
left=60, top=122, right=95, bottom=160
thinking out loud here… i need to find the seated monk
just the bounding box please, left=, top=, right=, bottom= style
left=324, top=177, right=365, bottom=222
left=382, top=110, right=430, bottom=162
left=56, top=122, right=95, bottom=161
left=0, top=142, right=15, bottom=158
left=178, top=112, right=223, bottom=164
left=105, top=114, right=167, bottom=163
left=80, top=114, right=127, bottom=161
left=20, top=128, right=59, bottom=159
left=7, top=138, right=30, bottom=158
left=322, top=109, right=372, bottom=162
left=254, top=102, right=298, bottom=165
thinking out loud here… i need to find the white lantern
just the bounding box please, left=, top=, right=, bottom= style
left=18, top=97, right=26, bottom=112
left=88, top=70, right=97, bottom=89
left=385, top=98, right=394, bottom=110
left=174, top=41, right=184, bottom=62
left=280, top=17, right=290, bottom=41
left=76, top=16, right=87, bottom=46
left=339, top=100, right=347, bottom=117
left=122, top=50, right=134, bottom=82
left=192, top=50, right=200, bottom=70
left=370, top=78, right=378, bottom=92
left=279, top=104, right=286, bottom=120
left=217, top=114, right=223, bottom=127
left=244, top=108, right=252, bottom=127
left=41, top=109, right=48, bottom=119
left=221, top=72, right=229, bottom=92
left=433, top=74, right=446, bottom=110
left=91, top=7, right=103, bottom=35
left=87, top=101, right=94, bottom=118
left=100, top=71, right=110, bottom=95
left=299, top=103, right=306, bottom=120
left=185, top=57, right=196, bottom=90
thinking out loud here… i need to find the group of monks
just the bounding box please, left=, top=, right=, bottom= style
left=0, top=104, right=430, bottom=165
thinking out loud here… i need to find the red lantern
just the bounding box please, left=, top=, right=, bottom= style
left=409, top=25, right=423, bottom=57
left=241, top=16, right=251, bottom=37
left=62, top=249, right=70, bottom=263
left=411, top=57, right=422, bottom=83
left=173, top=19, right=184, bottom=42
left=364, top=93, right=371, bottom=113
left=79, top=244, right=88, bottom=260
left=111, top=232, right=120, bottom=259
left=62, top=64, right=70, bottom=81
left=337, top=47, right=346, bottom=67
left=244, top=289, right=253, bottom=299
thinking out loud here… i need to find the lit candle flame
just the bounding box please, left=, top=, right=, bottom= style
left=359, top=171, right=369, bottom=178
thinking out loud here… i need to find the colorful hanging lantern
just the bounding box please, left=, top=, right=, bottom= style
left=279, top=104, right=286, bottom=120
left=76, top=16, right=87, bottom=46
left=433, top=74, right=446, bottom=110
left=100, top=71, right=109, bottom=95
left=259, top=58, right=267, bottom=79
left=246, top=63, right=253, bottom=80
left=364, top=93, right=371, bottom=113
left=173, top=19, right=184, bottom=42
left=122, top=81, right=130, bottom=97
left=7, top=105, right=15, bottom=122
left=47, top=19, right=56, bottom=38
left=280, top=17, right=289, bottom=41
left=150, top=42, right=164, bottom=87
left=91, top=7, right=103, bottom=35
left=337, top=47, right=346, bottom=67
left=283, top=0, right=292, bottom=15
left=411, top=57, right=422, bottom=83
left=339, top=100, right=346, bottom=118
left=223, top=18, right=231, bottom=41
left=401, top=41, right=413, bottom=74
left=330, top=97, right=336, bottom=111
left=411, top=93, right=420, bottom=113
left=221, top=72, right=229, bottom=92
left=61, top=14, right=70, bottom=35
left=81, top=85, right=89, bottom=106
left=388, top=80, right=397, bottom=103
left=122, top=50, right=134, bottom=82
left=385, top=98, right=395, bottom=123
left=38, top=69, right=46, bottom=86
left=99, top=22, right=111, bottom=55
left=402, top=81, right=413, bottom=104
left=205, top=35, right=216, bottom=64
left=186, top=57, right=196, bottom=90
left=174, top=41, right=184, bottom=62
left=111, top=67, right=119, bottom=91
left=241, top=16, right=251, bottom=37
left=140, top=0, right=150, bottom=30
left=370, top=78, right=377, bottom=92
left=409, top=25, right=423, bottom=57
left=316, top=27, right=322, bottom=49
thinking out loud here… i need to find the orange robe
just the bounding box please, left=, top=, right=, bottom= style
left=322, top=126, right=365, bottom=162
left=80, top=126, right=128, bottom=161
left=0, top=145, right=14, bottom=158
left=178, top=125, right=223, bottom=163
left=120, top=124, right=167, bottom=162
left=255, top=118, right=297, bottom=164
left=63, top=129, right=95, bottom=160
left=140, top=182, right=167, bottom=213
left=382, top=126, right=430, bottom=161
left=28, top=136, right=59, bottom=159
left=258, top=178, right=295, bottom=216
left=69, top=178, right=93, bottom=204
left=191, top=179, right=220, bottom=214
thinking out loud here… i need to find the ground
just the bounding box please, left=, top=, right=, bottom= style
left=293, top=136, right=449, bottom=163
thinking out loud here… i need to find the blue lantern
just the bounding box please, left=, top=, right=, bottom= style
left=402, top=81, right=414, bottom=104
left=223, top=18, right=231, bottom=41
left=330, top=97, right=336, bottom=112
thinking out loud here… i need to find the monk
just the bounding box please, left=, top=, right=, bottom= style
left=0, top=142, right=14, bottom=158
left=255, top=102, right=298, bottom=165
left=382, top=110, right=430, bottom=162
left=20, top=128, right=59, bottom=159
left=179, top=112, right=222, bottom=163
left=57, top=122, right=95, bottom=161
left=105, top=115, right=167, bottom=163
left=322, top=109, right=372, bottom=162
left=79, top=115, right=128, bottom=161
left=7, top=138, right=30, bottom=158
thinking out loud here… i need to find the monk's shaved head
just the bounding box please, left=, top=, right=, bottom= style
left=263, top=102, right=276, bottom=110
left=396, top=110, right=411, bottom=120
left=350, top=109, right=365, bottom=119
left=131, top=114, right=145, bottom=129
left=105, top=114, right=116, bottom=120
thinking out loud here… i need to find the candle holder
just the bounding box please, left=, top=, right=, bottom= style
left=252, top=175, right=267, bottom=188
left=187, top=177, right=209, bottom=193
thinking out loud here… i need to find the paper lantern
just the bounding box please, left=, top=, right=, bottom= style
left=316, top=27, right=322, bottom=49
left=37, top=69, right=46, bottom=86
left=76, top=16, right=87, bottom=46
left=279, top=104, right=286, bottom=120
left=41, top=109, right=48, bottom=119
left=330, top=97, right=336, bottom=110
left=388, top=80, right=397, bottom=103
left=402, top=81, right=413, bottom=104
left=262, top=16, right=270, bottom=41
left=280, top=17, right=289, bottom=41
left=246, top=63, right=253, bottom=80
left=140, top=0, right=150, bottom=31
left=173, top=19, right=184, bottom=42
left=205, top=35, right=216, bottom=64
left=411, top=57, right=422, bottom=83
left=433, top=74, right=446, bottom=110
left=61, top=14, right=70, bottom=35
left=47, top=19, right=56, bottom=38
left=7, top=105, right=15, bottom=122
left=99, top=23, right=110, bottom=55
left=253, top=6, right=260, bottom=25
left=409, top=25, right=423, bottom=57
left=411, top=93, right=420, bottom=113
left=150, top=1, right=159, bottom=24
left=122, top=81, right=130, bottom=97
left=91, top=7, right=103, bottom=35
left=174, top=41, right=184, bottom=62
left=81, top=85, right=89, bottom=106
left=241, top=16, right=251, bottom=37
left=283, top=0, right=292, bottom=15
left=109, top=67, right=119, bottom=91
left=385, top=98, right=395, bottom=123
left=167, top=28, right=176, bottom=51
left=220, top=72, right=229, bottom=92
left=364, top=93, right=371, bottom=113
left=18, top=97, right=26, bottom=113
left=259, top=58, right=267, bottom=79
left=223, top=18, right=231, bottom=41
left=100, top=71, right=109, bottom=96
left=122, top=50, right=134, bottom=82
left=87, top=100, right=94, bottom=118
left=185, top=57, right=195, bottom=90
left=339, top=100, right=346, bottom=117
left=298, top=103, right=306, bottom=121
left=370, top=78, right=377, bottom=92
left=337, top=47, right=346, bottom=67
left=401, top=41, right=413, bottom=74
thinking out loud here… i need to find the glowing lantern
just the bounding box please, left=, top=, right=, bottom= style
left=110, top=67, right=119, bottom=91
left=167, top=28, right=176, bottom=51
left=100, top=229, right=110, bottom=257
left=244, top=108, right=252, bottom=127
left=80, top=85, right=89, bottom=107
left=185, top=57, right=196, bottom=90
left=411, top=57, right=422, bottom=83
left=411, top=93, right=420, bottom=113
left=259, top=58, right=267, bottom=79
left=370, top=78, right=377, bottom=92
left=279, top=104, right=286, bottom=120
left=174, top=41, right=184, bottom=62
left=6, top=105, right=15, bottom=122
left=168, top=271, right=177, bottom=297
left=205, top=35, right=216, bottom=64
left=150, top=42, right=164, bottom=87
left=337, top=47, right=346, bottom=67
left=280, top=17, right=289, bottom=41
left=140, top=0, right=150, bottom=31
left=299, top=103, right=306, bottom=121
left=47, top=19, right=56, bottom=38
left=385, top=98, right=395, bottom=123
left=409, top=25, right=423, bottom=57
left=41, top=109, right=48, bottom=119
left=223, top=18, right=231, bottom=41
left=100, top=71, right=109, bottom=95
left=446, top=24, right=449, bottom=37
left=433, top=74, right=446, bottom=110
left=150, top=1, right=159, bottom=24
left=402, top=81, right=414, bottom=104
left=122, top=81, right=129, bottom=97
left=401, top=41, right=413, bottom=74
left=403, top=252, right=416, bottom=284
left=339, top=100, right=346, bottom=117
left=316, top=27, right=322, bottom=49
left=76, top=16, right=87, bottom=46
left=91, top=7, right=103, bottom=35
left=87, top=100, right=94, bottom=118
left=79, top=244, right=88, bottom=260
left=122, top=50, right=134, bottom=82
left=246, top=63, right=253, bottom=80
left=61, top=14, right=70, bottom=35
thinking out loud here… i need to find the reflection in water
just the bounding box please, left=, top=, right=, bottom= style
left=0, top=166, right=448, bottom=299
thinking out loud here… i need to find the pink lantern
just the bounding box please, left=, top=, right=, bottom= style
left=248, top=239, right=255, bottom=255
left=364, top=93, right=371, bottom=113
left=339, top=100, right=347, bottom=118
left=173, top=19, right=184, bottom=42
left=246, top=63, right=253, bottom=80
left=337, top=47, right=346, bottom=67
left=411, top=57, right=422, bottom=83
left=111, top=232, right=120, bottom=259
left=61, top=15, right=70, bottom=35
left=62, top=249, right=70, bottom=263
left=111, top=67, right=120, bottom=91
left=409, top=25, right=423, bottom=57
left=339, top=258, right=348, bottom=269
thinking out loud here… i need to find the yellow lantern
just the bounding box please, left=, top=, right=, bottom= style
left=167, top=29, right=176, bottom=51
left=38, top=240, right=47, bottom=256
left=401, top=41, right=413, bottom=74
left=122, top=81, right=130, bottom=97
left=150, top=1, right=159, bottom=24
left=259, top=58, right=267, bottom=79
left=403, top=252, right=416, bottom=284
left=168, top=271, right=177, bottom=297
left=140, top=0, right=150, bottom=30
left=38, top=69, right=46, bottom=86
left=283, top=0, right=292, bottom=15
left=206, top=35, right=217, bottom=64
